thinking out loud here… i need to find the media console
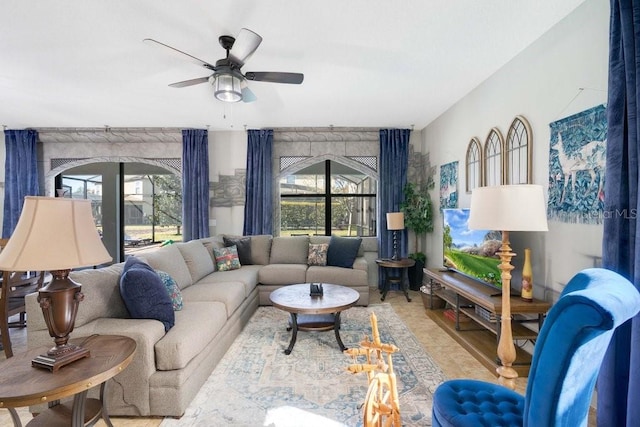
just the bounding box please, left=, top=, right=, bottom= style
left=423, top=267, right=551, bottom=377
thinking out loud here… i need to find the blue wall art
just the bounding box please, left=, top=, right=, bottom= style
left=440, top=161, right=458, bottom=210
left=548, top=104, right=607, bottom=224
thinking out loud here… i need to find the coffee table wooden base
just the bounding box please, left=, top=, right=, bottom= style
left=285, top=312, right=346, bottom=355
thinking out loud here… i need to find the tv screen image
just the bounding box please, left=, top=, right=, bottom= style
left=442, top=208, right=502, bottom=289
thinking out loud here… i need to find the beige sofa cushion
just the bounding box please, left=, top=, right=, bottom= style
left=155, top=301, right=227, bottom=371
left=269, top=236, right=309, bottom=264
left=177, top=241, right=215, bottom=282
left=181, top=281, right=246, bottom=318
left=200, top=236, right=225, bottom=268
left=196, top=265, right=261, bottom=297
left=68, top=264, right=128, bottom=327
left=139, top=244, right=192, bottom=290
left=250, top=235, right=272, bottom=265
left=222, top=234, right=273, bottom=265
left=259, top=264, right=308, bottom=285
left=306, top=265, right=368, bottom=287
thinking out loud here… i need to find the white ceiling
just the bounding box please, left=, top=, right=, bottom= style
left=0, top=0, right=587, bottom=131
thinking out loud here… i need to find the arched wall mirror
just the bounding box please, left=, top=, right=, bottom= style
left=505, top=116, right=533, bottom=184
left=465, top=137, right=483, bottom=192
left=483, top=127, right=505, bottom=186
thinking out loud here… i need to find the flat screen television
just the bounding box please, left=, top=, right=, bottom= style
left=442, top=208, right=502, bottom=290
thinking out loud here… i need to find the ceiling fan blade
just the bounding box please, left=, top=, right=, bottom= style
left=228, top=28, right=263, bottom=66
left=240, top=81, right=257, bottom=103
left=143, top=38, right=215, bottom=71
left=244, top=72, right=304, bottom=84
left=168, top=76, right=210, bottom=88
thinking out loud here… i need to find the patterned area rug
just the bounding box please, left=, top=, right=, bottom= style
left=161, top=303, right=446, bottom=427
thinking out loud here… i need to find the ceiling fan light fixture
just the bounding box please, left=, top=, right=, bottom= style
left=213, top=73, right=242, bottom=103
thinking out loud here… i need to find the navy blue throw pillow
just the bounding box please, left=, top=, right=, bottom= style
left=326, top=236, right=362, bottom=268
left=119, top=257, right=175, bottom=332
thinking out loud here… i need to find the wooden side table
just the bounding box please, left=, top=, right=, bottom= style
left=0, top=334, right=136, bottom=427
left=376, top=258, right=415, bottom=302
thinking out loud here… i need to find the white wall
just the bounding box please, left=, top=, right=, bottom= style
left=208, top=130, right=246, bottom=235
left=421, top=0, right=609, bottom=301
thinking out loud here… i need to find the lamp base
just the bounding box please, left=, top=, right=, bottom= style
left=32, top=344, right=90, bottom=372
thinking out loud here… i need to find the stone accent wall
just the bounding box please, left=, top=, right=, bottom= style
left=408, top=143, right=436, bottom=189
left=211, top=169, right=246, bottom=207
left=37, top=127, right=183, bottom=194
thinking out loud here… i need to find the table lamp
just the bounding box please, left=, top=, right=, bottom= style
left=386, top=212, right=405, bottom=260
left=468, top=184, right=548, bottom=389
left=0, top=196, right=112, bottom=371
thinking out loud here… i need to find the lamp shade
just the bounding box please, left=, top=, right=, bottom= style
left=386, top=212, right=405, bottom=230
left=468, top=185, right=548, bottom=232
left=0, top=196, right=112, bottom=271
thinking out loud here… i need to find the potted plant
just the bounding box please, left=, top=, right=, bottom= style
left=400, top=182, right=434, bottom=290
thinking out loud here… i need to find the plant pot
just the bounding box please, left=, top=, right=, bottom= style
left=408, top=259, right=425, bottom=291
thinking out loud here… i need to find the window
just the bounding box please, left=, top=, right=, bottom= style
left=58, top=162, right=181, bottom=261
left=60, top=175, right=103, bottom=225
left=279, top=160, right=376, bottom=236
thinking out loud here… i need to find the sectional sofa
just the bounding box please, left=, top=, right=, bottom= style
left=25, top=234, right=378, bottom=417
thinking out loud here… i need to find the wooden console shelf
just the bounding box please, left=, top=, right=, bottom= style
left=423, top=268, right=551, bottom=377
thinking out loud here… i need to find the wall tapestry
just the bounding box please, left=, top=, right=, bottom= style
left=440, top=161, right=458, bottom=210
left=548, top=104, right=607, bottom=224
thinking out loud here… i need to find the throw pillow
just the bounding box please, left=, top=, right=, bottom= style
left=223, top=236, right=252, bottom=265
left=156, top=270, right=183, bottom=311
left=326, top=236, right=363, bottom=268
left=119, top=257, right=175, bottom=332
left=307, top=243, right=329, bottom=266
left=213, top=245, right=242, bottom=271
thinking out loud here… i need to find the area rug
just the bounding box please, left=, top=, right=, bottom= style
left=161, top=303, right=447, bottom=427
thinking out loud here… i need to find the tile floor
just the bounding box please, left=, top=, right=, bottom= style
left=0, top=289, right=595, bottom=426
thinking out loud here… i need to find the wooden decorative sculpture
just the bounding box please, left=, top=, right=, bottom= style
left=345, top=312, right=401, bottom=427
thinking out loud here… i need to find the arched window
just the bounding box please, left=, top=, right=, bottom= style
left=279, top=159, right=377, bottom=236
left=465, top=137, right=483, bottom=192
left=505, top=116, right=533, bottom=184
left=484, top=128, right=505, bottom=186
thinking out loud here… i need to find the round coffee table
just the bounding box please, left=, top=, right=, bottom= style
left=270, top=283, right=360, bottom=355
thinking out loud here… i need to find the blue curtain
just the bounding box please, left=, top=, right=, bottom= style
left=243, top=129, right=273, bottom=235
left=182, top=129, right=210, bottom=241
left=378, top=129, right=409, bottom=285
left=598, top=1, right=640, bottom=425
left=3, top=129, right=39, bottom=238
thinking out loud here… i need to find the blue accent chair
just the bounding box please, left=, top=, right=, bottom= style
left=431, top=268, right=640, bottom=427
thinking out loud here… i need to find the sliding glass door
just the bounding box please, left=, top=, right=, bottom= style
left=57, top=162, right=181, bottom=262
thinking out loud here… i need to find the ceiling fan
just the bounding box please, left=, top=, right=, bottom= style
left=143, top=28, right=304, bottom=103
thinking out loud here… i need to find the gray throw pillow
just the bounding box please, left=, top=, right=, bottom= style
left=223, top=236, right=252, bottom=265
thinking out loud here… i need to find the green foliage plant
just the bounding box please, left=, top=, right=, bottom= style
left=400, top=182, right=434, bottom=257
